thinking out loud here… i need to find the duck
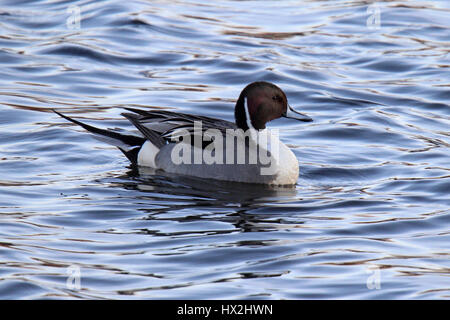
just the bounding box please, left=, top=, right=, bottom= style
left=55, top=81, right=312, bottom=185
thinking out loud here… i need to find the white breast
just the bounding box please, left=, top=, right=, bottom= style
left=270, top=141, right=299, bottom=185
left=254, top=129, right=299, bottom=185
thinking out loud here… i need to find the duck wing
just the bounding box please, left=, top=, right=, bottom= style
left=121, top=107, right=236, bottom=145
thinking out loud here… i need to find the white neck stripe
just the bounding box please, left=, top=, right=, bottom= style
left=244, top=97, right=255, bottom=130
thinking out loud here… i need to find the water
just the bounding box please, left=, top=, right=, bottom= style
left=0, top=0, right=449, bottom=299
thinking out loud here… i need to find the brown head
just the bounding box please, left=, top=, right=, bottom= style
left=234, top=81, right=312, bottom=130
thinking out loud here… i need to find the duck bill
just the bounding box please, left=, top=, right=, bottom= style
left=283, top=104, right=313, bottom=122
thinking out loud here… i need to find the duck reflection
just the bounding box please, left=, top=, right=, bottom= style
left=109, top=166, right=302, bottom=234
left=133, top=166, right=298, bottom=204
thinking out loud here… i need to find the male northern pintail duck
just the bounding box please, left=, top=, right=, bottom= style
left=55, top=82, right=312, bottom=185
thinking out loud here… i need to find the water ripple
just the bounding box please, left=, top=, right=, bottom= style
left=0, top=0, right=449, bottom=299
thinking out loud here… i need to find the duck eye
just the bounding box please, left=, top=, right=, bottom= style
left=272, top=95, right=281, bottom=102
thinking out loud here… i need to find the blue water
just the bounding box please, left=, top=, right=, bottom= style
left=0, top=0, right=449, bottom=299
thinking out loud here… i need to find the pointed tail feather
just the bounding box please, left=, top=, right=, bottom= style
left=53, top=110, right=146, bottom=164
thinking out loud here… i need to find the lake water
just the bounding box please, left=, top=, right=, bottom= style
left=0, top=0, right=449, bottom=299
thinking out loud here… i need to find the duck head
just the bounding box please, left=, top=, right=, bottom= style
left=235, top=81, right=312, bottom=130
